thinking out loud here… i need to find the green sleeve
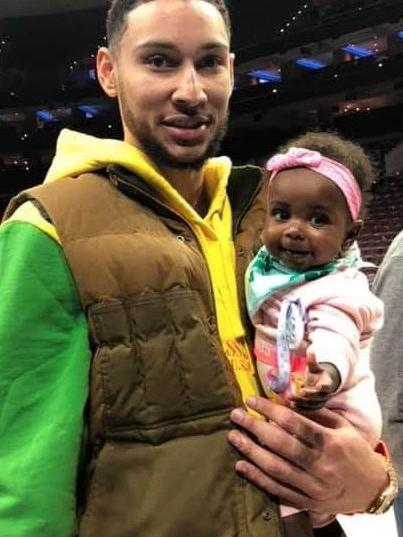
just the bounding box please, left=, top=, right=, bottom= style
left=0, top=222, right=90, bottom=536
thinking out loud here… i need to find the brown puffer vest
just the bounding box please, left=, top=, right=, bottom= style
left=6, top=165, right=283, bottom=537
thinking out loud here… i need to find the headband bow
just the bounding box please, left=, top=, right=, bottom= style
left=267, top=147, right=322, bottom=171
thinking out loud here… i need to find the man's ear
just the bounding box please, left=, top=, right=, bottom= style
left=229, top=52, right=235, bottom=93
left=97, top=47, right=118, bottom=98
left=342, top=219, right=363, bottom=252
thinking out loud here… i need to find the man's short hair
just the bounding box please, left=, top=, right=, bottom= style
left=106, top=0, right=231, bottom=53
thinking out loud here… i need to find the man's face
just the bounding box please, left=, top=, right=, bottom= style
left=98, top=0, right=234, bottom=170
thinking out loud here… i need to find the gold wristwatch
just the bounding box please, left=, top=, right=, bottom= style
left=366, top=442, right=398, bottom=515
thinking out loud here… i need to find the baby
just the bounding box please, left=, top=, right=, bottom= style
left=245, top=132, right=384, bottom=528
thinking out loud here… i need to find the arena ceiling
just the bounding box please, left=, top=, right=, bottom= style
left=0, top=0, right=305, bottom=51
left=0, top=0, right=108, bottom=19
left=0, top=0, right=305, bottom=19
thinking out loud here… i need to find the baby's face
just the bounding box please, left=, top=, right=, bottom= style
left=262, top=167, right=354, bottom=271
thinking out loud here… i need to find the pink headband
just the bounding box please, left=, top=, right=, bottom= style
left=266, top=147, right=362, bottom=219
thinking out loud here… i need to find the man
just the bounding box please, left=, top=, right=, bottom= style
left=0, top=1, right=395, bottom=536
left=371, top=229, right=403, bottom=537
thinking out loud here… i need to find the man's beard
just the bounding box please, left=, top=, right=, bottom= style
left=124, top=109, right=229, bottom=171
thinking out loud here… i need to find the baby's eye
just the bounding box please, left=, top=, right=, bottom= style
left=271, top=208, right=289, bottom=221
left=310, top=213, right=330, bottom=226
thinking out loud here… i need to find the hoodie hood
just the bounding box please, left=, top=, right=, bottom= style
left=45, top=128, right=232, bottom=231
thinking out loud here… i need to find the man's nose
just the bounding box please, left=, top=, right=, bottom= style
left=172, top=65, right=207, bottom=108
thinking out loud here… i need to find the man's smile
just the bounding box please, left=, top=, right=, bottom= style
left=161, top=114, right=212, bottom=145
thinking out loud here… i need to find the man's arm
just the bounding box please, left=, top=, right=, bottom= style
left=0, top=221, right=90, bottom=536
left=228, top=396, right=388, bottom=515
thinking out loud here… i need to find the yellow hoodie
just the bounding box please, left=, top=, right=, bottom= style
left=11, top=129, right=261, bottom=405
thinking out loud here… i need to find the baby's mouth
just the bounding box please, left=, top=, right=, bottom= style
left=282, top=248, right=310, bottom=259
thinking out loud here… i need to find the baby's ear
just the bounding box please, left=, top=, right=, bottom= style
left=342, top=219, right=363, bottom=251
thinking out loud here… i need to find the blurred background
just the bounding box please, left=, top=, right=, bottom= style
left=1, top=0, right=403, bottom=265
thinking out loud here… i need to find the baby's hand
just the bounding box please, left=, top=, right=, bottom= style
left=290, top=352, right=340, bottom=411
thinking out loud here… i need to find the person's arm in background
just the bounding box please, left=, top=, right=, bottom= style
left=0, top=219, right=90, bottom=536
left=370, top=230, right=403, bottom=530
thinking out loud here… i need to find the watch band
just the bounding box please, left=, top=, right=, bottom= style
left=365, top=442, right=398, bottom=515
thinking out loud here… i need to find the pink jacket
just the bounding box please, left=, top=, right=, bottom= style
left=252, top=267, right=384, bottom=446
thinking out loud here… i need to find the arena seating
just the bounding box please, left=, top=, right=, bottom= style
left=360, top=176, right=403, bottom=269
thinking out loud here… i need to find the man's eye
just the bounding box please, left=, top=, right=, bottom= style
left=199, top=55, right=223, bottom=69
left=271, top=208, right=288, bottom=221
left=146, top=55, right=172, bottom=69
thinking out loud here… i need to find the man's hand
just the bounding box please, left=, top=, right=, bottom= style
left=227, top=396, right=388, bottom=515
